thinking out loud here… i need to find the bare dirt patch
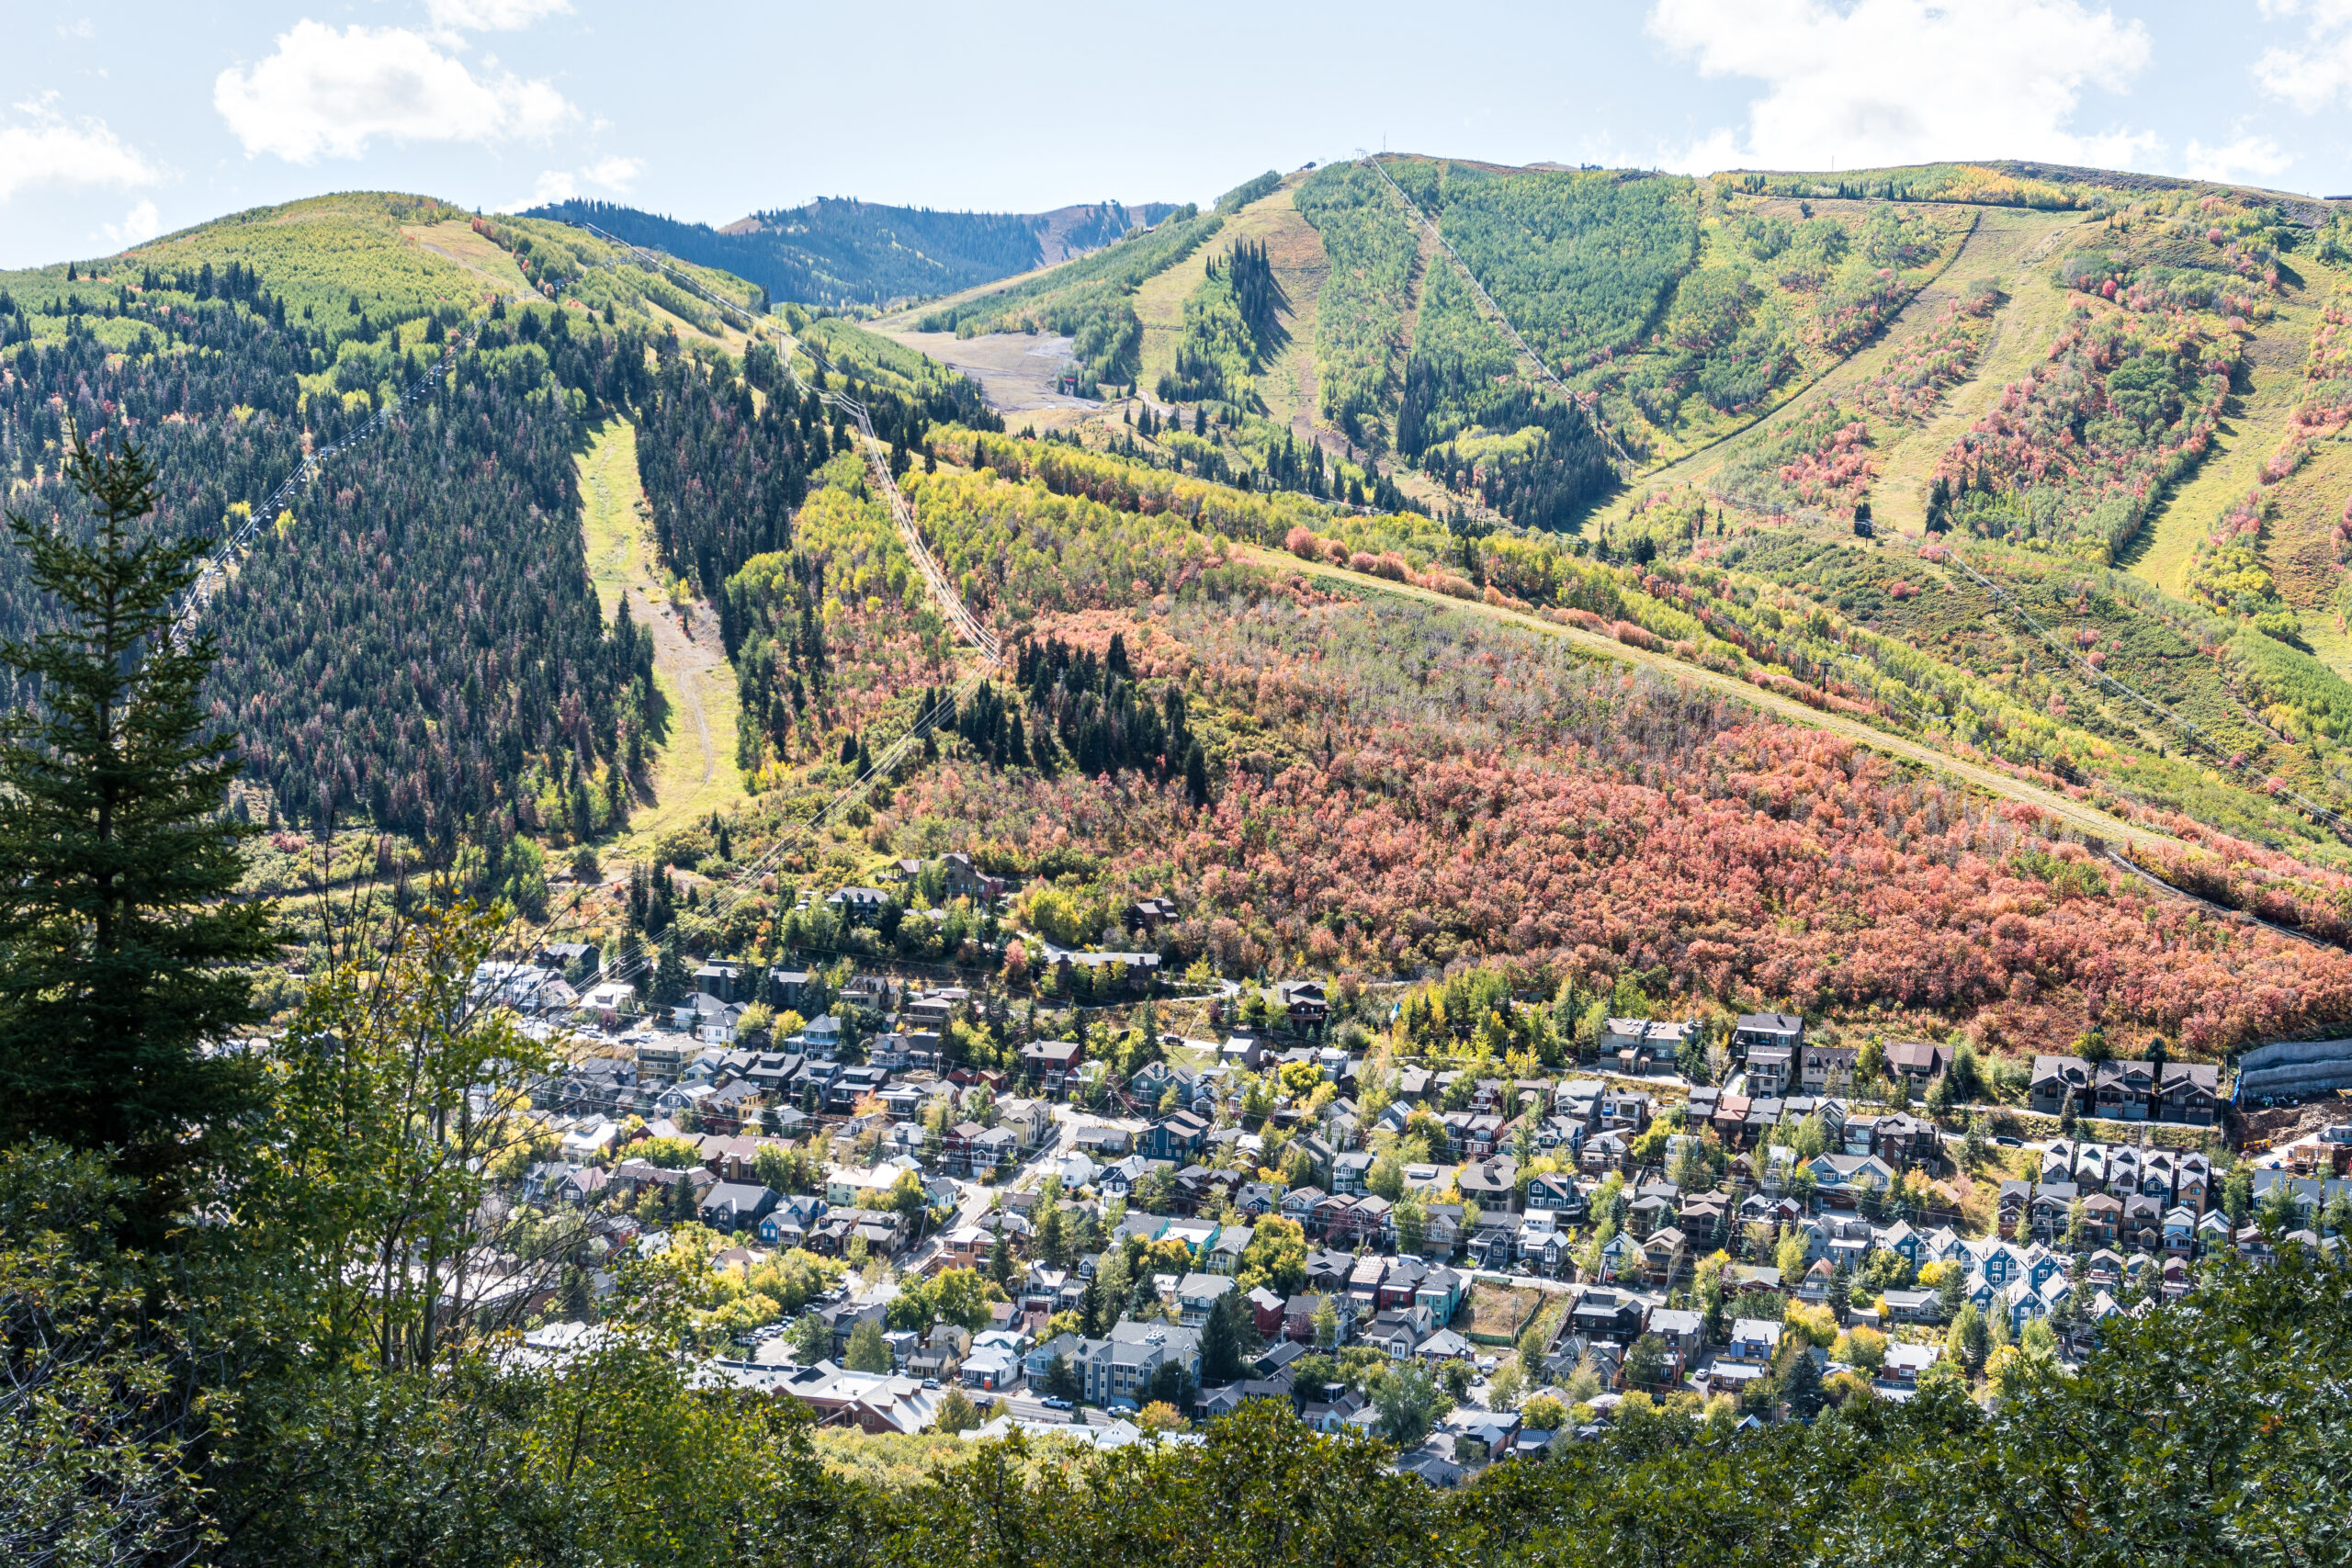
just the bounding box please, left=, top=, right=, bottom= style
left=864, top=324, right=1097, bottom=423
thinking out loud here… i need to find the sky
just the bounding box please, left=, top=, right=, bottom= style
left=6, top=0, right=2352, bottom=269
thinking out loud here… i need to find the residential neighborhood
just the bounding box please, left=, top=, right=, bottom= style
left=477, top=949, right=2352, bottom=1482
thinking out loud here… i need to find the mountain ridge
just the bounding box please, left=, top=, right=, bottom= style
left=527, top=194, right=1182, bottom=312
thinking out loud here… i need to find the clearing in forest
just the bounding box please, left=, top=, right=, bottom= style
left=399, top=220, right=534, bottom=297
left=577, top=418, right=748, bottom=854
left=2120, top=260, right=2341, bottom=600
left=1621, top=206, right=2086, bottom=530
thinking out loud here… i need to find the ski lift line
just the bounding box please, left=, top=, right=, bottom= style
left=175, top=323, right=484, bottom=637
left=820, top=389, right=1002, bottom=665
left=594, top=671, right=994, bottom=990
left=560, top=218, right=765, bottom=329
left=554, top=218, right=989, bottom=667
left=1935, top=547, right=2351, bottom=832
left=555, top=216, right=797, bottom=381
left=1355, top=152, right=1638, bottom=476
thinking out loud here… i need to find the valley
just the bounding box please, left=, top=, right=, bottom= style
left=6, top=130, right=2352, bottom=1560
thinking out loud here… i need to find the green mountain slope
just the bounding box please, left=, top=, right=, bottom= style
left=526, top=196, right=1182, bottom=312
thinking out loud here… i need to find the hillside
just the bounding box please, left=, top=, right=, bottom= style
left=0, top=192, right=926, bottom=917
left=842, top=158, right=2352, bottom=864
left=12, top=144, right=2352, bottom=1566
left=526, top=196, right=1180, bottom=312
left=7, top=162, right=2352, bottom=1056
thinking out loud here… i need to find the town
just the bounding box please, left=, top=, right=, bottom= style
left=475, top=860, right=2352, bottom=1485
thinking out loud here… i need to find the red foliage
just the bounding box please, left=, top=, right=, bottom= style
left=881, top=595, right=2352, bottom=1058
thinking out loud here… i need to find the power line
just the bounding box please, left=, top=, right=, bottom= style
left=1355, top=152, right=1638, bottom=476
left=1932, top=546, right=2352, bottom=837
left=175, top=321, right=487, bottom=637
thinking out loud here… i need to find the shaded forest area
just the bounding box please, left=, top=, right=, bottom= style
left=0, top=267, right=990, bottom=849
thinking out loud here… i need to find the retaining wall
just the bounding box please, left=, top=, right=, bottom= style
left=2235, top=1038, right=2352, bottom=1100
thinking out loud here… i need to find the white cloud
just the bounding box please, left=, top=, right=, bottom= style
left=2184, top=131, right=2292, bottom=183
left=424, top=0, right=572, bottom=30
left=97, top=198, right=162, bottom=249
left=0, top=95, right=162, bottom=201
left=2255, top=0, right=2352, bottom=111
left=584, top=154, right=639, bottom=191
left=213, top=20, right=574, bottom=164
left=505, top=168, right=578, bottom=210
left=57, top=17, right=94, bottom=39
left=502, top=155, right=639, bottom=211
left=1646, top=0, right=2157, bottom=173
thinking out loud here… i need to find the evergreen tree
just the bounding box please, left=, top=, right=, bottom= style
left=0, top=434, right=277, bottom=1222
left=558, top=1264, right=593, bottom=1322
left=1781, top=1343, right=1826, bottom=1419
left=1078, top=1269, right=1103, bottom=1338
left=987, top=1228, right=1013, bottom=1287
left=1201, top=1286, right=1249, bottom=1385
left=651, top=939, right=689, bottom=1008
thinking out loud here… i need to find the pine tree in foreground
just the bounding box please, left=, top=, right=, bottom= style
left=0, top=432, right=277, bottom=1224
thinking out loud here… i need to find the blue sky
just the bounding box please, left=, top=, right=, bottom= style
left=5, top=0, right=2351, bottom=268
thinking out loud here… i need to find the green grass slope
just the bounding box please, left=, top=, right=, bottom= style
left=2, top=191, right=775, bottom=353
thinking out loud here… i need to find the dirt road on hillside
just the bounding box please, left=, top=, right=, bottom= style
left=1246, top=544, right=2178, bottom=852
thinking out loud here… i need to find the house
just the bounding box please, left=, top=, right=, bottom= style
left=1870, top=1113, right=1940, bottom=1168
left=470, top=962, right=575, bottom=1015
left=1204, top=1224, right=1255, bottom=1277
left=1360, top=1307, right=1429, bottom=1359
left=967, top=1127, right=1018, bottom=1175
left=1647, top=1308, right=1705, bottom=1379
left=1801, top=1044, right=1859, bottom=1093
left=1732, top=1017, right=1804, bottom=1095
left=1276, top=980, right=1329, bottom=1028
left=1884, top=1040, right=1948, bottom=1084
left=960, top=1345, right=1020, bottom=1392
left=826, top=886, right=891, bottom=924
left=1517, top=1213, right=1568, bottom=1276
left=1641, top=1226, right=1690, bottom=1285
left=1416, top=1267, right=1467, bottom=1325
left=1809, top=1153, right=1895, bottom=1210
left=1879, top=1288, right=1937, bottom=1324
left=1450, top=1411, right=1521, bottom=1464
left=1125, top=897, right=1179, bottom=934
left=1139, top=1111, right=1209, bottom=1166
left=1019, top=1040, right=1083, bottom=1095
left=1734, top=1012, right=1804, bottom=1055
left=1879, top=1341, right=1941, bottom=1388
left=1598, top=1089, right=1654, bottom=1134
left=1076, top=1321, right=1202, bottom=1406
left=1600, top=1018, right=1695, bottom=1076
left=1745, top=1044, right=1795, bottom=1097
left=2030, top=1055, right=2221, bottom=1125
left=1570, top=1289, right=1647, bottom=1343
left=1725, top=1317, right=1783, bottom=1364
left=1455, top=1157, right=1518, bottom=1212
left=1525, top=1171, right=1585, bottom=1217
left=1582, top=1131, right=1630, bottom=1174
left=1072, top=1122, right=1134, bottom=1156
left=1175, top=1273, right=1236, bottom=1327
left=1584, top=1230, right=1636, bottom=1282
left=698, top=1181, right=778, bottom=1234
